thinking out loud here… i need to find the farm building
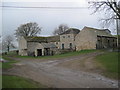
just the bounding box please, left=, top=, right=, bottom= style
left=18, top=28, right=80, bottom=56
left=18, top=27, right=117, bottom=56
left=75, top=27, right=117, bottom=51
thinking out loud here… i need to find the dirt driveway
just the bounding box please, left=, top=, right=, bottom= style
left=3, top=52, right=118, bottom=88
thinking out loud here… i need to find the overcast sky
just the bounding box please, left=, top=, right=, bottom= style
left=0, top=0, right=117, bottom=39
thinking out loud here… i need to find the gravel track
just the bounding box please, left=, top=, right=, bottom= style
left=3, top=52, right=118, bottom=88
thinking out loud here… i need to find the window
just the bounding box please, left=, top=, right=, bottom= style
left=63, top=36, right=65, bottom=38
left=62, top=43, right=64, bottom=49
left=68, top=35, right=70, bottom=38
left=113, top=39, right=114, bottom=42
left=70, top=43, right=72, bottom=49
left=108, top=39, right=110, bottom=47
left=56, top=42, right=58, bottom=45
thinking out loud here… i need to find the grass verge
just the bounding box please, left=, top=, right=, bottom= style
left=16, top=49, right=97, bottom=59
left=2, top=75, right=46, bottom=88
left=0, top=63, right=2, bottom=68
left=95, top=51, right=118, bottom=79
left=0, top=75, right=2, bottom=89
left=2, top=56, right=18, bottom=69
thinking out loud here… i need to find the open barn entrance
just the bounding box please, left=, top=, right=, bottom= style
left=44, top=48, right=50, bottom=56
left=37, top=49, right=42, bottom=56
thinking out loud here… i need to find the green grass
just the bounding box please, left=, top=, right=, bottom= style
left=16, top=49, right=97, bottom=59
left=0, top=75, right=2, bottom=89
left=0, top=63, right=2, bottom=68
left=2, top=75, right=46, bottom=88
left=2, top=56, right=18, bottom=69
left=96, top=51, right=119, bottom=79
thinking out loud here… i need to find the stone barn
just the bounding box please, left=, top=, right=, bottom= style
left=18, top=28, right=80, bottom=56
left=18, top=26, right=117, bottom=56
left=75, top=26, right=117, bottom=51
left=18, top=36, right=59, bottom=56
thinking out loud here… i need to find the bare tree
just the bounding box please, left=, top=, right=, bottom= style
left=2, top=35, right=15, bottom=52
left=88, top=0, right=120, bottom=27
left=89, top=0, right=120, bottom=49
left=53, top=24, right=69, bottom=35
left=15, top=22, right=42, bottom=38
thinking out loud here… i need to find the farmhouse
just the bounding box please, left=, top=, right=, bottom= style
left=18, top=26, right=117, bottom=56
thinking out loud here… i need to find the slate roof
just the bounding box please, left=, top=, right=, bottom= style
left=97, top=35, right=117, bottom=38
left=83, top=26, right=114, bottom=37
left=24, top=35, right=60, bottom=42
left=60, top=28, right=80, bottom=35
left=41, top=43, right=57, bottom=48
left=24, top=36, right=47, bottom=42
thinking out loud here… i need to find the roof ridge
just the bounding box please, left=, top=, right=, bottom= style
left=84, top=26, right=110, bottom=31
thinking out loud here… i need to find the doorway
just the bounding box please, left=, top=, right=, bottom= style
left=44, top=48, right=50, bottom=56
left=62, top=43, right=64, bottom=50
left=37, top=49, right=42, bottom=56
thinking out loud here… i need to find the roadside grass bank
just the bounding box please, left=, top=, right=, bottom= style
left=2, top=75, right=46, bottom=88
left=0, top=63, right=2, bottom=68
left=95, top=51, right=119, bottom=79
left=2, top=56, right=18, bottom=69
left=15, top=49, right=97, bottom=59
left=0, top=75, right=2, bottom=89
left=2, top=53, right=47, bottom=88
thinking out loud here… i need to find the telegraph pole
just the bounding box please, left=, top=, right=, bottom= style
left=116, top=1, right=120, bottom=51
left=116, top=16, right=119, bottom=50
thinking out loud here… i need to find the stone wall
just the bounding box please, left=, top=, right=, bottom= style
left=18, top=37, right=28, bottom=56
left=27, top=42, right=44, bottom=56
left=75, top=28, right=97, bottom=51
